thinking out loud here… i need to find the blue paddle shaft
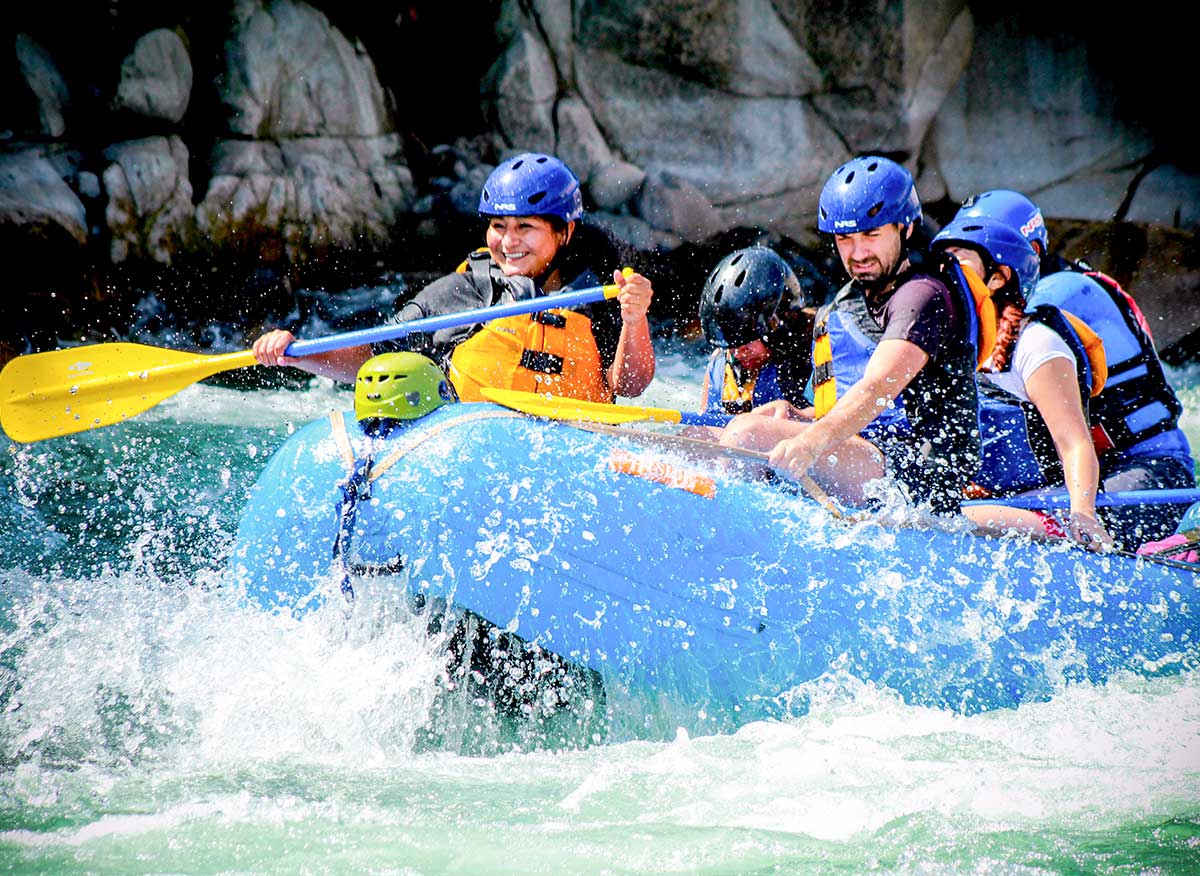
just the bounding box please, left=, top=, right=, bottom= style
left=284, top=284, right=615, bottom=357
left=966, top=488, right=1200, bottom=510
left=678, top=411, right=735, bottom=427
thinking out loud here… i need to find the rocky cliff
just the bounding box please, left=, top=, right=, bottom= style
left=2, top=0, right=1196, bottom=359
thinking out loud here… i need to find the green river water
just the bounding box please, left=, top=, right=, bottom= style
left=2, top=347, right=1199, bottom=875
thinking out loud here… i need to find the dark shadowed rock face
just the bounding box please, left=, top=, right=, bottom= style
left=0, top=0, right=1196, bottom=359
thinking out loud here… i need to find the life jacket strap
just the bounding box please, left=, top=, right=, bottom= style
left=329, top=409, right=355, bottom=471
left=325, top=409, right=524, bottom=601
left=1057, top=309, right=1108, bottom=396
left=519, top=349, right=565, bottom=374
left=329, top=413, right=376, bottom=602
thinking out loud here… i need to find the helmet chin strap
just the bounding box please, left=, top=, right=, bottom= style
left=898, top=221, right=912, bottom=262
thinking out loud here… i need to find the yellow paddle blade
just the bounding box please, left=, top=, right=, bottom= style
left=478, top=387, right=684, bottom=425
left=0, top=343, right=257, bottom=443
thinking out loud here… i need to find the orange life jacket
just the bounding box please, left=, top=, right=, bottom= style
left=447, top=251, right=613, bottom=403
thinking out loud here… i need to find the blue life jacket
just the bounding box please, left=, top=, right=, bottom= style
left=973, top=305, right=1097, bottom=496
left=1030, top=271, right=1192, bottom=471
left=809, top=254, right=982, bottom=483
left=703, top=350, right=785, bottom=414
left=816, top=299, right=911, bottom=444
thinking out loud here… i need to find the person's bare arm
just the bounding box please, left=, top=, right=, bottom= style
left=769, top=338, right=927, bottom=478
left=1025, top=357, right=1113, bottom=549
left=251, top=330, right=372, bottom=384
left=607, top=269, right=656, bottom=397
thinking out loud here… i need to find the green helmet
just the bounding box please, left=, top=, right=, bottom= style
left=354, top=352, right=455, bottom=421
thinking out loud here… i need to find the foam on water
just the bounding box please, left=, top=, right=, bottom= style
left=2, top=592, right=1195, bottom=875
left=0, top=352, right=1197, bottom=874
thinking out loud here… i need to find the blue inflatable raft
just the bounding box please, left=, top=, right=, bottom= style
left=231, top=403, right=1200, bottom=719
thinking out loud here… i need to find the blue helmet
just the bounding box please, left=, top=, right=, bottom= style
left=817, top=155, right=921, bottom=234
left=959, top=189, right=1048, bottom=254
left=932, top=215, right=1041, bottom=299
left=478, top=153, right=584, bottom=222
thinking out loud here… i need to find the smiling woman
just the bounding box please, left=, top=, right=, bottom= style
left=249, top=152, right=657, bottom=400
left=485, top=215, right=565, bottom=279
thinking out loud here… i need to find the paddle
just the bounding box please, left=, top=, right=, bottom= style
left=0, top=280, right=624, bottom=444
left=964, top=488, right=1200, bottom=511
left=478, top=388, right=845, bottom=518
left=478, top=389, right=1200, bottom=525
left=480, top=387, right=734, bottom=428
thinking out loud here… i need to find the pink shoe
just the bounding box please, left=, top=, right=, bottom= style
left=1136, top=533, right=1199, bottom=563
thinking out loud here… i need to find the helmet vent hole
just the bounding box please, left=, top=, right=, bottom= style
left=734, top=269, right=747, bottom=287
left=867, top=161, right=879, bottom=172
left=378, top=375, right=389, bottom=382
left=511, top=159, right=524, bottom=170
left=528, top=190, right=546, bottom=205
left=406, top=391, right=421, bottom=406
left=845, top=171, right=856, bottom=184
left=536, top=156, right=548, bottom=163
left=713, top=285, right=724, bottom=304
left=866, top=201, right=884, bottom=218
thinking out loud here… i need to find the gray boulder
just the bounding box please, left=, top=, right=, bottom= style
left=0, top=148, right=87, bottom=246
left=197, top=136, right=413, bottom=260
left=197, top=0, right=412, bottom=259
left=586, top=212, right=682, bottom=253
left=553, top=96, right=615, bottom=187
left=481, top=27, right=558, bottom=155
left=1126, top=166, right=1200, bottom=229
left=221, top=0, right=393, bottom=138
left=588, top=161, right=647, bottom=212
left=635, top=167, right=723, bottom=244
left=112, top=29, right=193, bottom=123
left=13, top=33, right=70, bottom=138
left=928, top=18, right=1199, bottom=228
left=103, top=136, right=197, bottom=264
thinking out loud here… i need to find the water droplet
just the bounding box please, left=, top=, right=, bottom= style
left=69, top=385, right=79, bottom=395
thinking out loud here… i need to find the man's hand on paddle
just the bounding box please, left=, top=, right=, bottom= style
left=768, top=431, right=821, bottom=481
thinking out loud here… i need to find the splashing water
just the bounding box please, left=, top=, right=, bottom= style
left=1, top=353, right=1198, bottom=874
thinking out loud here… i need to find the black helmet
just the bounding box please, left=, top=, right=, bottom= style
left=699, top=247, right=804, bottom=348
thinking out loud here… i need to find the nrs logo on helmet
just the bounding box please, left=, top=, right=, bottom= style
left=817, top=155, right=921, bottom=235
left=478, top=153, right=584, bottom=222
